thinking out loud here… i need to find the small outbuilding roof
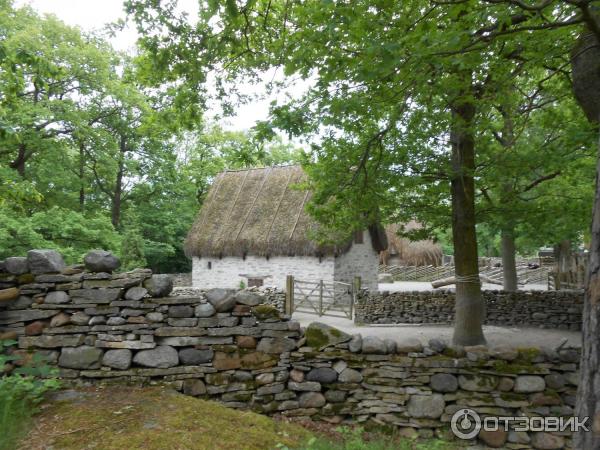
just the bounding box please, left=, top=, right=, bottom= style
left=184, top=165, right=386, bottom=258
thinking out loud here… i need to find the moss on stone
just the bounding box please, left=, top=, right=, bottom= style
left=499, top=392, right=527, bottom=401
left=305, top=327, right=329, bottom=349
left=491, top=359, right=542, bottom=374
left=329, top=328, right=342, bottom=338
left=251, top=305, right=280, bottom=321
left=516, top=347, right=542, bottom=362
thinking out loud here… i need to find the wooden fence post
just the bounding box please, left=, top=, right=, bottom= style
left=319, top=280, right=324, bottom=316
left=285, top=275, right=294, bottom=315
left=351, top=276, right=361, bottom=319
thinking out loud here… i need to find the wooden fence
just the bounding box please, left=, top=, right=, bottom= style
left=380, top=263, right=551, bottom=286
left=285, top=275, right=359, bottom=319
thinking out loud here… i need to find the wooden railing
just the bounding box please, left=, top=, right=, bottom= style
left=379, top=263, right=551, bottom=286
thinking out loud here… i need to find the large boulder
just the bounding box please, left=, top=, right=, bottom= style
left=143, top=274, right=173, bottom=298
left=234, top=291, right=263, bottom=306
left=205, top=288, right=236, bottom=312
left=103, top=349, right=132, bottom=370
left=0, top=288, right=20, bottom=304
left=83, top=250, right=120, bottom=273
left=479, top=430, right=508, bottom=448
left=50, top=312, right=71, bottom=328
left=298, top=392, right=326, bottom=408
left=178, top=348, right=214, bottom=365
left=306, top=368, right=338, bottom=384
left=124, top=286, right=147, bottom=301
left=257, top=337, right=296, bottom=354
left=27, top=250, right=65, bottom=275
left=407, top=394, right=445, bottom=419
left=348, top=334, right=362, bottom=353
left=514, top=376, right=546, bottom=393
left=338, top=368, right=363, bottom=383
left=169, top=305, right=194, bottom=318
left=458, top=374, right=498, bottom=392
left=45, top=291, right=70, bottom=305
left=133, top=346, right=178, bottom=368
left=58, top=346, right=103, bottom=369
left=430, top=373, right=458, bottom=393
left=305, top=322, right=351, bottom=349
left=361, top=336, right=387, bottom=354
left=530, top=432, right=564, bottom=449
left=4, top=257, right=29, bottom=275
left=396, top=338, right=423, bottom=353
left=70, top=312, right=90, bottom=326
left=183, top=379, right=207, bottom=396
left=195, top=303, right=216, bottom=318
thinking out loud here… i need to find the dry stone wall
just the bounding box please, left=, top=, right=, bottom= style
left=0, top=250, right=582, bottom=449
left=355, top=290, right=584, bottom=330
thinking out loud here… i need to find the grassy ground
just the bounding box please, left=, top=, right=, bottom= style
left=19, top=386, right=312, bottom=450
left=17, top=387, right=457, bottom=450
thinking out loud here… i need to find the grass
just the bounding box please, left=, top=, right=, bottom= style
left=286, top=425, right=457, bottom=450
left=0, top=393, right=34, bottom=450
left=17, top=386, right=458, bottom=450
left=19, top=386, right=312, bottom=450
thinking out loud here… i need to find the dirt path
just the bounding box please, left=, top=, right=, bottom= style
left=291, top=311, right=581, bottom=348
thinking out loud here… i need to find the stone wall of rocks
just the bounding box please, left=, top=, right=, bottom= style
left=0, top=250, right=581, bottom=449
left=355, top=289, right=584, bottom=330
left=169, top=272, right=192, bottom=287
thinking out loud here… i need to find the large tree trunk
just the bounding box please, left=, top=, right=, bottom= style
left=450, top=91, right=486, bottom=347
left=555, top=239, right=573, bottom=273
left=501, top=225, right=518, bottom=292
left=572, top=23, right=600, bottom=449
left=575, top=132, right=600, bottom=449
left=111, top=135, right=126, bottom=229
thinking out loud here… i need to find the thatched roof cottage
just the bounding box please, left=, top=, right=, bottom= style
left=185, top=165, right=386, bottom=290
left=380, top=222, right=443, bottom=267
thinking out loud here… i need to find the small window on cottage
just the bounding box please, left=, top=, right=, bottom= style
left=248, top=278, right=263, bottom=288
left=207, top=261, right=212, bottom=270
left=354, top=230, right=364, bottom=244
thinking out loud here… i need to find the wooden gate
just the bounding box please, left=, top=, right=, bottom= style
left=284, top=275, right=359, bottom=319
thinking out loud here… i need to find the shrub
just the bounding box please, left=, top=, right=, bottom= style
left=0, top=339, right=60, bottom=450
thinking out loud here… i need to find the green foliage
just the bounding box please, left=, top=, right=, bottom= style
left=0, top=206, right=120, bottom=263
left=0, top=2, right=302, bottom=273
left=0, top=340, right=60, bottom=450
left=127, top=0, right=596, bottom=261
left=121, top=227, right=148, bottom=271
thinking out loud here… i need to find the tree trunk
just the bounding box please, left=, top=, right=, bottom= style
left=79, top=142, right=85, bottom=210
left=450, top=91, right=486, bottom=347
left=10, top=143, right=27, bottom=177
left=111, top=135, right=126, bottom=229
left=571, top=17, right=600, bottom=450
left=575, top=131, right=600, bottom=449
left=555, top=239, right=572, bottom=273
left=501, top=225, right=518, bottom=292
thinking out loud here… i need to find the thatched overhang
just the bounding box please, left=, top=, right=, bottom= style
left=381, top=222, right=443, bottom=266
left=184, top=165, right=386, bottom=258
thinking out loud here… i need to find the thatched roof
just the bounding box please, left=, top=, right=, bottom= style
left=185, top=165, right=386, bottom=258
left=381, top=222, right=443, bottom=266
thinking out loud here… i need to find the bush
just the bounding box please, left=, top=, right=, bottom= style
left=0, top=340, right=60, bottom=450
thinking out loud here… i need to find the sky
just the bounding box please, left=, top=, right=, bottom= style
left=14, top=0, right=294, bottom=131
